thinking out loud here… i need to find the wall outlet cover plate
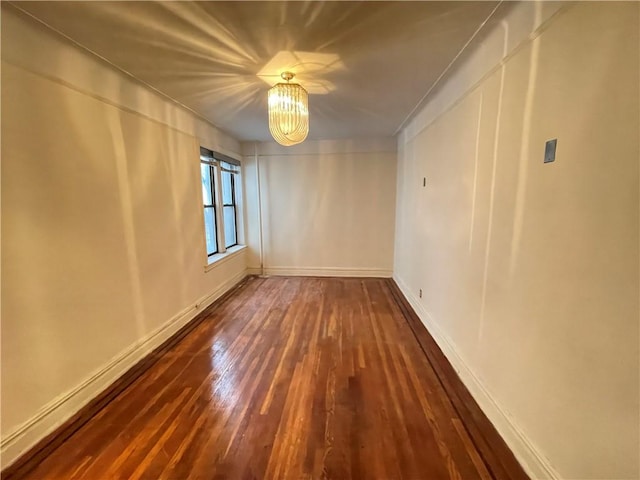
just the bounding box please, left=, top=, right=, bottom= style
left=544, top=139, right=557, bottom=163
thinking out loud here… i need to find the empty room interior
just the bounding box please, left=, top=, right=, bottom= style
left=1, top=1, right=638, bottom=479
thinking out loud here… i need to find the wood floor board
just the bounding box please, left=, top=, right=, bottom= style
left=4, top=276, right=528, bottom=480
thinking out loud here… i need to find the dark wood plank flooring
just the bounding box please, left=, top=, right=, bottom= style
left=9, top=276, right=526, bottom=479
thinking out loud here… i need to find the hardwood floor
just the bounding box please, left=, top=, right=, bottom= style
left=7, top=276, right=528, bottom=480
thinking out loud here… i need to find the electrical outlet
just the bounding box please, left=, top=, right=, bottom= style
left=419, top=289, right=422, bottom=298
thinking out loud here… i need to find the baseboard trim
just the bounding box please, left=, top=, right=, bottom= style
left=0, top=270, right=249, bottom=479
left=247, top=266, right=393, bottom=278
left=390, top=275, right=560, bottom=480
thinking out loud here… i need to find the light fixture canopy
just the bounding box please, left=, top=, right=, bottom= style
left=268, top=72, right=309, bottom=146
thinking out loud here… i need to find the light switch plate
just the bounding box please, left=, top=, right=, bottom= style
left=544, top=139, right=557, bottom=163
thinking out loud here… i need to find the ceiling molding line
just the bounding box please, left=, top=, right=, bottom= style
left=254, top=150, right=397, bottom=158
left=394, top=1, right=504, bottom=136
left=3, top=57, right=210, bottom=144
left=399, top=3, right=572, bottom=145
left=6, top=1, right=237, bottom=142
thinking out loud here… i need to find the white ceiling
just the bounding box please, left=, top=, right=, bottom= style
left=12, top=1, right=506, bottom=142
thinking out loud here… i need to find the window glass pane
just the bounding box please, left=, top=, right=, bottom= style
left=201, top=164, right=213, bottom=205
left=221, top=161, right=238, bottom=172
left=221, top=171, right=233, bottom=205
left=223, top=206, right=236, bottom=247
left=204, top=207, right=217, bottom=255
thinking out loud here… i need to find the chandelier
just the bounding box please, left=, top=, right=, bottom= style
left=267, top=72, right=309, bottom=146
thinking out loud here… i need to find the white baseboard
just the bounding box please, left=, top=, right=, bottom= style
left=393, top=274, right=560, bottom=480
left=1, top=269, right=248, bottom=470
left=246, top=266, right=392, bottom=278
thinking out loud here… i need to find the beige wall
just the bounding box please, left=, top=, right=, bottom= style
left=242, top=138, right=397, bottom=277
left=1, top=5, right=246, bottom=467
left=394, top=2, right=639, bottom=479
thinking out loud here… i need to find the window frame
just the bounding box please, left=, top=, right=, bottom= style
left=199, top=147, right=241, bottom=261
left=220, top=161, right=239, bottom=249
left=200, top=153, right=219, bottom=257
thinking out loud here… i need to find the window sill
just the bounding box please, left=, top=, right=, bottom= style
left=204, top=245, right=247, bottom=272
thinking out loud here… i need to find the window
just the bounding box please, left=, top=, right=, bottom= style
left=200, top=147, right=241, bottom=258
left=201, top=153, right=218, bottom=256
left=220, top=161, right=238, bottom=248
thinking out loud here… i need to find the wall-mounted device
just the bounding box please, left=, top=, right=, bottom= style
left=544, top=139, right=557, bottom=163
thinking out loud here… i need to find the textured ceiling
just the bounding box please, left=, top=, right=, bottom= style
left=12, top=1, right=504, bottom=142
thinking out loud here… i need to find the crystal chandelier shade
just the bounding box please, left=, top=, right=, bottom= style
left=267, top=72, right=309, bottom=146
